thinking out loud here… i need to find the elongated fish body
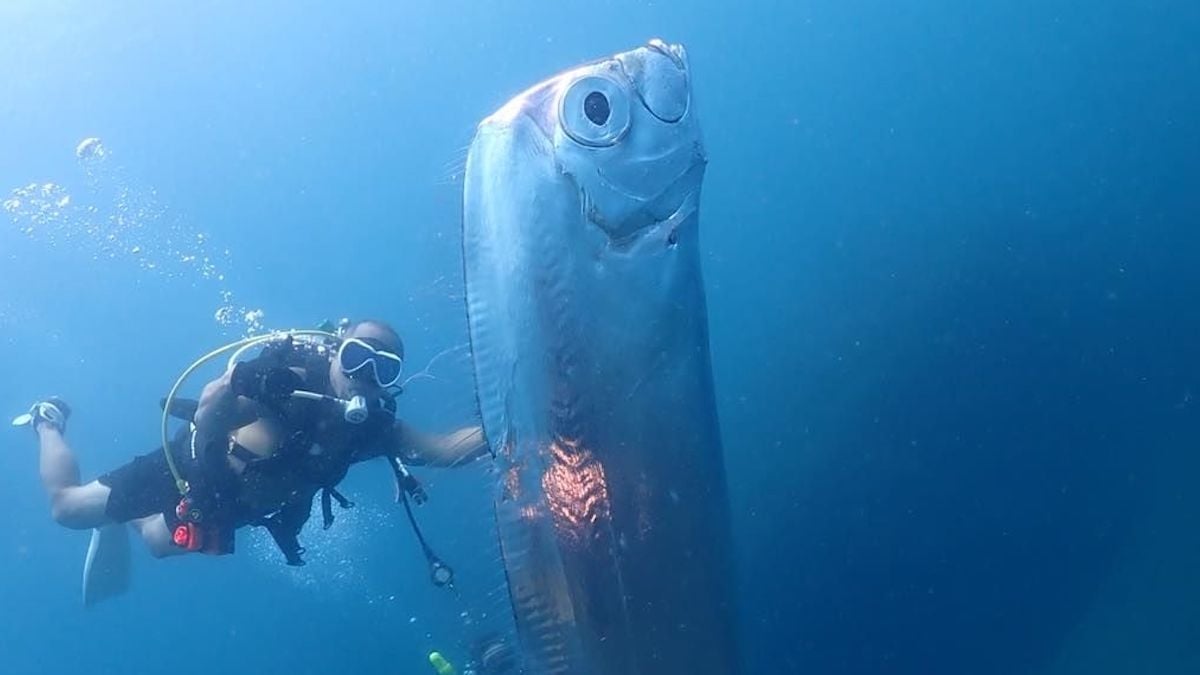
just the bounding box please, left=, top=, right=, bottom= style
left=462, top=40, right=738, bottom=675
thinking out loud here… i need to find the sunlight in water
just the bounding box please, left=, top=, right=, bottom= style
left=541, top=437, right=611, bottom=548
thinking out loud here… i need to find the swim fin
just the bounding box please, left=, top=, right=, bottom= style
left=82, top=524, right=131, bottom=607
left=159, top=397, right=199, bottom=422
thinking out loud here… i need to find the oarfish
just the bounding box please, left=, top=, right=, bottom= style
left=462, top=39, right=739, bottom=675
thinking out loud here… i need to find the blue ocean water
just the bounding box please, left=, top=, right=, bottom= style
left=1, top=2, right=1198, bottom=674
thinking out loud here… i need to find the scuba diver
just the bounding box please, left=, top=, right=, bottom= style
left=13, top=319, right=488, bottom=603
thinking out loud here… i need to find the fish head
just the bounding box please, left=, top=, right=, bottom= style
left=485, top=39, right=706, bottom=246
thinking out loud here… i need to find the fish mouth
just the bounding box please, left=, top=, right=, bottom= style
left=584, top=160, right=704, bottom=251
left=619, top=39, right=691, bottom=124
left=588, top=40, right=700, bottom=245
left=647, top=38, right=688, bottom=71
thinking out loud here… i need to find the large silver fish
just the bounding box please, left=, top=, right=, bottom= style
left=463, top=40, right=739, bottom=675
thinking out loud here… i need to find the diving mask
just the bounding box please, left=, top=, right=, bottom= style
left=337, top=337, right=404, bottom=388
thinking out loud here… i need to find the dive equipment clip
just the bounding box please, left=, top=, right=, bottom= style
left=390, top=456, right=453, bottom=588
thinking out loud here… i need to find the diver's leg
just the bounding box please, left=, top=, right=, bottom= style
left=131, top=515, right=188, bottom=558
left=36, top=426, right=113, bottom=529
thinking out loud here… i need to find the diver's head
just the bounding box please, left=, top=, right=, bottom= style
left=329, top=319, right=405, bottom=400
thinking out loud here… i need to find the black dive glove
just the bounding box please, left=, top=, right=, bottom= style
left=230, top=360, right=302, bottom=406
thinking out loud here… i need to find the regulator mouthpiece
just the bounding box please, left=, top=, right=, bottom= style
left=344, top=395, right=369, bottom=424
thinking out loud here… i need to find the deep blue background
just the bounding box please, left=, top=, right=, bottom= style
left=2, top=2, right=1198, bottom=674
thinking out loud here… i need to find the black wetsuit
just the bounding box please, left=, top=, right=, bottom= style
left=98, top=340, right=396, bottom=563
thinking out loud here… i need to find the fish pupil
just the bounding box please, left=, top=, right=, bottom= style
left=584, top=91, right=610, bottom=126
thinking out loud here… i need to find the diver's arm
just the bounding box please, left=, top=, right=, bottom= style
left=183, top=369, right=259, bottom=522
left=194, top=359, right=301, bottom=437
left=193, top=369, right=260, bottom=438
left=389, top=420, right=490, bottom=468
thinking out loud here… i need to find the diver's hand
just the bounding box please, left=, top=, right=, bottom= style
left=229, top=361, right=302, bottom=406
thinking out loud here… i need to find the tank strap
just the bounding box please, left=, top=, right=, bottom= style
left=321, top=487, right=355, bottom=529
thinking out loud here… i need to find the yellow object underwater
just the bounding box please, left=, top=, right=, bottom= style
left=428, top=651, right=457, bottom=675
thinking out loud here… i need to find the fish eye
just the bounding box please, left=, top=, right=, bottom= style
left=560, top=75, right=630, bottom=147
left=584, top=91, right=610, bottom=126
